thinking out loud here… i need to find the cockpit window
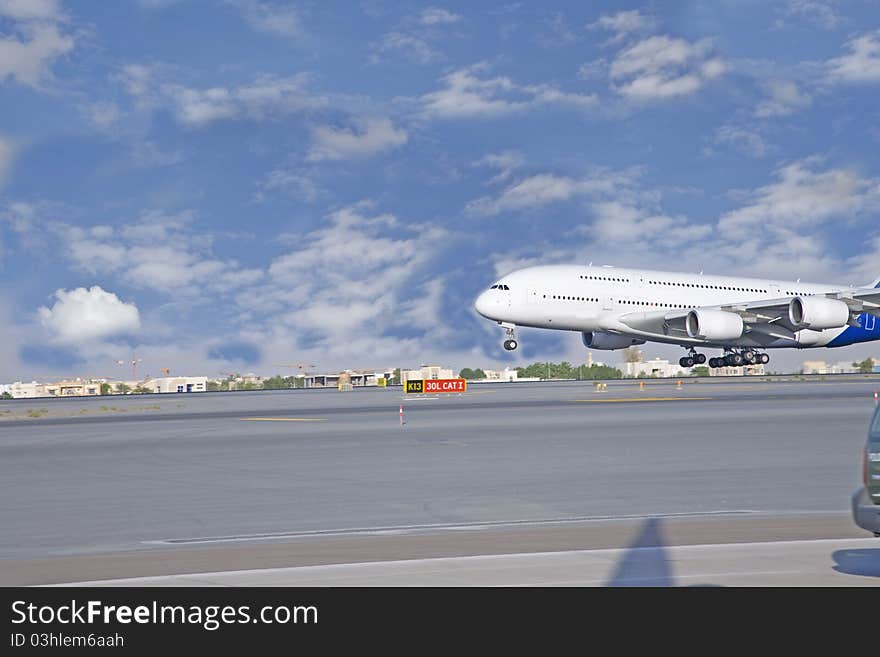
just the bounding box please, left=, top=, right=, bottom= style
left=490, top=285, right=498, bottom=289
left=491, top=284, right=510, bottom=290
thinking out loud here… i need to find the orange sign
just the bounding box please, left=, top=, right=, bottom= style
left=424, top=378, right=467, bottom=393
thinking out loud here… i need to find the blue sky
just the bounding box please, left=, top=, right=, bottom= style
left=1, top=0, right=880, bottom=380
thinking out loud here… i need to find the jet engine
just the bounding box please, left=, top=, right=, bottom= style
left=685, top=309, right=744, bottom=341
left=582, top=331, right=645, bottom=350
left=788, top=296, right=850, bottom=330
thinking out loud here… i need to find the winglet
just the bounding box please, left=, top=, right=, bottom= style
left=874, top=276, right=880, bottom=288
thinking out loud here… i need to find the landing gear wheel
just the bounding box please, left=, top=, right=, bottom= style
left=503, top=339, right=518, bottom=351
left=709, top=357, right=720, bottom=368
left=680, top=356, right=695, bottom=368
left=695, top=353, right=707, bottom=365
left=760, top=353, right=770, bottom=364
left=742, top=350, right=756, bottom=365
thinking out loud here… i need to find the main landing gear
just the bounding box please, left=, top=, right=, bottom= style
left=707, top=349, right=770, bottom=369
left=679, top=349, right=707, bottom=368
left=501, top=323, right=518, bottom=351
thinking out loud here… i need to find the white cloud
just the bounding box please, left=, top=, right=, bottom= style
left=256, top=168, right=320, bottom=202
left=308, top=117, right=407, bottom=161
left=755, top=79, right=812, bottom=117
left=474, top=150, right=524, bottom=184
left=609, top=36, right=727, bottom=100
left=710, top=125, right=768, bottom=158
left=827, top=31, right=880, bottom=83
left=465, top=169, right=640, bottom=216
left=38, top=286, right=141, bottom=344
left=419, top=7, right=460, bottom=25
left=718, top=158, right=880, bottom=233
left=0, top=0, right=61, bottom=21
left=228, top=0, right=303, bottom=38
left=374, top=31, right=439, bottom=64
left=587, top=201, right=712, bottom=247
left=0, top=23, right=74, bottom=88
left=782, top=0, right=841, bottom=30
left=0, top=137, right=13, bottom=186
left=119, top=72, right=326, bottom=126
left=587, top=10, right=655, bottom=44
left=57, top=211, right=263, bottom=297
left=420, top=63, right=597, bottom=119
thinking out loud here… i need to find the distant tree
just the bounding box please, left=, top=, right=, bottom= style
left=207, top=381, right=221, bottom=392
left=853, top=358, right=875, bottom=373
left=0, top=391, right=11, bottom=400
left=691, top=366, right=709, bottom=377
left=623, top=347, right=643, bottom=363
left=390, top=368, right=401, bottom=385
left=459, top=368, right=476, bottom=379
left=132, top=385, right=152, bottom=394
left=473, top=368, right=486, bottom=379
left=115, top=383, right=131, bottom=394
left=100, top=382, right=112, bottom=395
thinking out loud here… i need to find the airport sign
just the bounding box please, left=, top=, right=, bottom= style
left=406, top=378, right=467, bottom=394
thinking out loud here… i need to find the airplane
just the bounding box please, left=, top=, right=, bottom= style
left=473, top=264, right=880, bottom=368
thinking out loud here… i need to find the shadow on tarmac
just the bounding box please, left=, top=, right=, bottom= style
left=606, top=517, right=675, bottom=586
left=831, top=548, right=880, bottom=577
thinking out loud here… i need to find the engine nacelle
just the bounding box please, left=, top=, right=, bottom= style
left=582, top=331, right=645, bottom=350
left=686, top=309, right=744, bottom=341
left=788, top=296, right=850, bottom=330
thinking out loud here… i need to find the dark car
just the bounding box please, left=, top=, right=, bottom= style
left=852, top=402, right=880, bottom=536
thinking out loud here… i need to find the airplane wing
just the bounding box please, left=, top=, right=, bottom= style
left=617, top=287, right=880, bottom=344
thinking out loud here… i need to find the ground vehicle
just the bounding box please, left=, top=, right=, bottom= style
left=852, top=403, right=880, bottom=536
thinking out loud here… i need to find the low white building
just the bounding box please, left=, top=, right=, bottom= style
left=708, top=364, right=766, bottom=377
left=144, top=376, right=208, bottom=393
left=400, top=365, right=454, bottom=383
left=7, top=381, right=45, bottom=398
left=625, top=358, right=689, bottom=378
left=476, top=368, right=519, bottom=382
left=801, top=360, right=858, bottom=375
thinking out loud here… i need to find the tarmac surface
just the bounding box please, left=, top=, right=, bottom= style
left=2, top=376, right=880, bottom=586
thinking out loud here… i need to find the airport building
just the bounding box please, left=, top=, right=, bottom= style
left=4, top=379, right=104, bottom=398
left=400, top=365, right=454, bottom=383
left=478, top=367, right=519, bottom=382
left=144, top=376, right=208, bottom=394
left=708, top=364, right=766, bottom=377
left=801, top=360, right=861, bottom=375
left=303, top=369, right=395, bottom=388
left=624, top=357, right=689, bottom=378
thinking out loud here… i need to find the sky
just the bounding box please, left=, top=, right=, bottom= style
left=1, top=0, right=879, bottom=381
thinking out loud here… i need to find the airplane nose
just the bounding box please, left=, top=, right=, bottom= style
left=474, top=291, right=493, bottom=318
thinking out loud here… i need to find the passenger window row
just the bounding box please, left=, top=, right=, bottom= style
left=545, top=295, right=599, bottom=302
left=580, top=275, right=629, bottom=283
left=621, top=300, right=687, bottom=309
left=648, top=280, right=767, bottom=293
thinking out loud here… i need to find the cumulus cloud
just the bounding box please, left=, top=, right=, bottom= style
left=256, top=168, right=320, bottom=202
left=56, top=211, right=263, bottom=297
left=781, top=0, right=841, bottom=30
left=373, top=31, right=440, bottom=64
left=827, top=31, right=880, bottom=84
left=229, top=0, right=303, bottom=38
left=719, top=158, right=880, bottom=233
left=587, top=201, right=712, bottom=247
left=419, top=7, right=460, bottom=25
left=307, top=117, right=407, bottom=161
left=755, top=79, right=812, bottom=117
left=0, top=23, right=74, bottom=88
left=420, top=63, right=597, bottom=119
left=38, top=286, right=141, bottom=344
left=609, top=36, right=727, bottom=100
left=587, top=10, right=655, bottom=44
left=465, top=169, right=640, bottom=216
left=710, top=125, right=768, bottom=158
left=0, top=0, right=62, bottom=21
left=474, top=151, right=524, bottom=184
left=116, top=69, right=326, bottom=126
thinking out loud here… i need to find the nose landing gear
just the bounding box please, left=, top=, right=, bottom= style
left=500, top=323, right=518, bottom=351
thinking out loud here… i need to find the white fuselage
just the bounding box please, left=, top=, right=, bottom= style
left=474, top=264, right=865, bottom=350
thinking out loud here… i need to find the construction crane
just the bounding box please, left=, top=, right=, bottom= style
left=116, top=357, right=143, bottom=380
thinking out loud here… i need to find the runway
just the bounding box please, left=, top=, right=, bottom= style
left=2, top=377, right=879, bottom=585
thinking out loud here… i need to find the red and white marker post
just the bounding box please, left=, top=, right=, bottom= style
left=399, top=403, right=405, bottom=426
